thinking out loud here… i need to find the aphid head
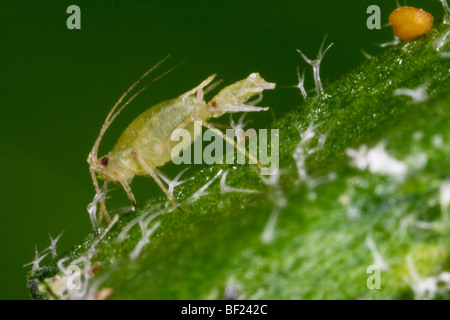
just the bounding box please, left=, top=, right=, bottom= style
left=89, top=153, right=134, bottom=182
left=206, top=73, right=276, bottom=118
left=88, top=153, right=111, bottom=180
left=95, top=155, right=113, bottom=181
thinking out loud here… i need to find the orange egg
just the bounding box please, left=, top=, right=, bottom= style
left=389, top=6, right=434, bottom=40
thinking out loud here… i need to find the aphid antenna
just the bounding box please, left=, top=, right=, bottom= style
left=108, top=59, right=187, bottom=128
left=182, top=74, right=217, bottom=99
left=203, top=78, right=224, bottom=96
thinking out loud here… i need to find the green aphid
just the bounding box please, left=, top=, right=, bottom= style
left=87, top=56, right=276, bottom=223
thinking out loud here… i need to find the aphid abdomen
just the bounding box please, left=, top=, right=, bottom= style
left=112, top=95, right=200, bottom=169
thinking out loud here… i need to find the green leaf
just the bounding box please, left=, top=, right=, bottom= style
left=26, top=21, right=450, bottom=300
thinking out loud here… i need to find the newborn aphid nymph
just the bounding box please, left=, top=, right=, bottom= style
left=87, top=56, right=276, bottom=223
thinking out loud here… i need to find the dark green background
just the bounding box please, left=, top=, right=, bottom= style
left=0, top=0, right=444, bottom=299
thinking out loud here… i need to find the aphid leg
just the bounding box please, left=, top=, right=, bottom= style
left=198, top=119, right=265, bottom=169
left=119, top=180, right=137, bottom=208
left=132, top=151, right=179, bottom=208
left=89, top=167, right=111, bottom=223
left=98, top=181, right=110, bottom=223
left=173, top=115, right=265, bottom=168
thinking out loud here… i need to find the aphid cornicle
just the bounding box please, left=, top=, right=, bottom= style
left=389, top=6, right=434, bottom=40
left=87, top=57, right=276, bottom=223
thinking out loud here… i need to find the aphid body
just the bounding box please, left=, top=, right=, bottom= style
left=389, top=6, right=434, bottom=40
left=87, top=58, right=275, bottom=223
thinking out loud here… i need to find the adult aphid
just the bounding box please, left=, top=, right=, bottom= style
left=389, top=6, right=434, bottom=40
left=87, top=56, right=276, bottom=223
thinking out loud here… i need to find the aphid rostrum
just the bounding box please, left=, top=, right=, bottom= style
left=87, top=57, right=276, bottom=223
left=389, top=6, right=434, bottom=40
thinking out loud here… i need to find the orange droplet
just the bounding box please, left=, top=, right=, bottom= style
left=389, top=6, right=433, bottom=40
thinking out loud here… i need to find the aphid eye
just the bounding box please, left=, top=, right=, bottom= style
left=211, top=101, right=217, bottom=107
left=101, top=157, right=109, bottom=166
left=389, top=6, right=434, bottom=41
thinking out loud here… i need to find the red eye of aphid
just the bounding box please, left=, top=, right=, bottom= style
left=101, top=157, right=109, bottom=166
left=211, top=101, right=217, bottom=107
